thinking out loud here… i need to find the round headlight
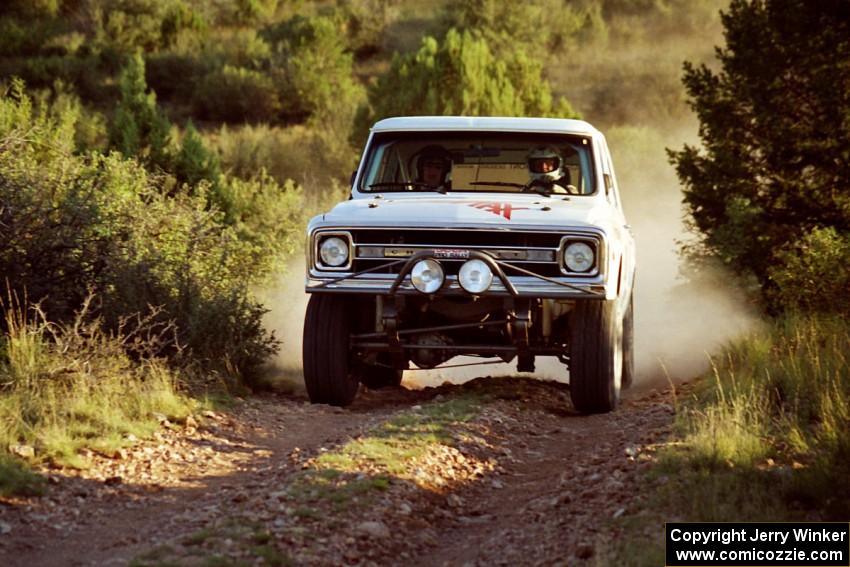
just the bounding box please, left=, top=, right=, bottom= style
left=410, top=259, right=444, bottom=294
left=458, top=259, right=493, bottom=294
left=319, top=236, right=349, bottom=267
left=564, top=242, right=594, bottom=273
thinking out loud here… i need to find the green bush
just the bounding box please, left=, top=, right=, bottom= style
left=768, top=227, right=850, bottom=314
left=266, top=15, right=364, bottom=129
left=334, top=0, right=400, bottom=56
left=173, top=120, right=221, bottom=189
left=355, top=28, right=577, bottom=144
left=33, top=80, right=108, bottom=152
left=445, top=0, right=605, bottom=53
left=0, top=81, right=278, bottom=381
left=209, top=122, right=357, bottom=200
left=194, top=65, right=281, bottom=123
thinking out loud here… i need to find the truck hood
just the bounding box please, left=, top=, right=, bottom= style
left=318, top=194, right=613, bottom=231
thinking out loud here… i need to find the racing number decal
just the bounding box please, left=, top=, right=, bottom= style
left=468, top=202, right=528, bottom=220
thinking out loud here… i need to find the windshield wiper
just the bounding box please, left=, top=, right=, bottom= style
left=470, top=181, right=525, bottom=188
left=524, top=182, right=554, bottom=197
left=471, top=180, right=553, bottom=197
left=368, top=181, right=447, bottom=194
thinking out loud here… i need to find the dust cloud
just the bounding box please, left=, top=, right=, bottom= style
left=611, top=124, right=758, bottom=389
left=258, top=258, right=310, bottom=394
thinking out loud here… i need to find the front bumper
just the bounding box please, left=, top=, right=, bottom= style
left=307, top=250, right=606, bottom=299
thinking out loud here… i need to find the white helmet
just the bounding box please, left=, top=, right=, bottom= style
left=527, top=146, right=563, bottom=184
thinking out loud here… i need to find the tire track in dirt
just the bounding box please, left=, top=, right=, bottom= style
left=0, top=378, right=675, bottom=566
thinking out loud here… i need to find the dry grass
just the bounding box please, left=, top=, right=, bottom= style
left=603, top=315, right=850, bottom=565
left=0, top=294, right=196, bottom=492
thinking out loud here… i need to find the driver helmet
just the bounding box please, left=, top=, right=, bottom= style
left=417, top=145, right=452, bottom=185
left=527, top=146, right=563, bottom=184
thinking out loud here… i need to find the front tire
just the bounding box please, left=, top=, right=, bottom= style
left=303, top=294, right=360, bottom=406
left=622, top=292, right=635, bottom=389
left=569, top=299, right=623, bottom=413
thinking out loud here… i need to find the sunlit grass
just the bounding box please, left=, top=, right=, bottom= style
left=604, top=315, right=850, bottom=564
left=280, top=395, right=482, bottom=509
left=315, top=396, right=480, bottom=476
left=0, top=299, right=197, bottom=484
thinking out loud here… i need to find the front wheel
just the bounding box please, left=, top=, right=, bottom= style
left=621, top=292, right=635, bottom=389
left=303, top=294, right=360, bottom=406
left=568, top=299, right=623, bottom=413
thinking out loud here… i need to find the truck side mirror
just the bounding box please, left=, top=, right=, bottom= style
left=604, top=174, right=613, bottom=196
left=350, top=170, right=357, bottom=187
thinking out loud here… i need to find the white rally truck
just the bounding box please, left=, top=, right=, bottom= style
left=303, top=117, right=635, bottom=413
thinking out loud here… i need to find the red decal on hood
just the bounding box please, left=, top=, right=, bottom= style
left=468, top=202, right=528, bottom=220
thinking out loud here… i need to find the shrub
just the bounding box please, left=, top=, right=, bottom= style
left=173, top=120, right=221, bottom=189
left=217, top=171, right=306, bottom=270
left=209, top=122, right=357, bottom=200
left=768, top=227, right=850, bottom=314
left=266, top=15, right=364, bottom=129
left=445, top=0, right=604, bottom=52
left=194, top=65, right=280, bottom=123
left=0, top=82, right=279, bottom=381
left=355, top=28, right=577, bottom=144
left=334, top=0, right=400, bottom=56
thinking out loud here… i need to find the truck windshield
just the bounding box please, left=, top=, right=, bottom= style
left=359, top=131, right=595, bottom=195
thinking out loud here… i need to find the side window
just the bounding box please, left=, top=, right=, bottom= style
left=601, top=143, right=621, bottom=211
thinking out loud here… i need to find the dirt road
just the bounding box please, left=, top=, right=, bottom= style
left=0, top=377, right=675, bottom=566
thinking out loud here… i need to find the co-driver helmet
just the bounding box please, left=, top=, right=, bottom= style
left=527, top=146, right=564, bottom=184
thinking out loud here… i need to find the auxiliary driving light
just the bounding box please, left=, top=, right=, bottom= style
left=564, top=241, right=595, bottom=273
left=410, top=259, right=445, bottom=294
left=319, top=236, right=350, bottom=267
left=458, top=259, right=493, bottom=294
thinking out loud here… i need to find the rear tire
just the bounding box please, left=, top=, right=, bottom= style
left=303, top=294, right=360, bottom=406
left=569, top=299, right=623, bottom=413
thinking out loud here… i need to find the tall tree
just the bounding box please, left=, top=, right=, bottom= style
left=109, top=53, right=172, bottom=170
left=355, top=28, right=577, bottom=144
left=669, top=0, right=850, bottom=299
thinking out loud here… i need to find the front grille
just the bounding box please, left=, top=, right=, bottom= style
left=349, top=229, right=567, bottom=277
left=352, top=229, right=562, bottom=248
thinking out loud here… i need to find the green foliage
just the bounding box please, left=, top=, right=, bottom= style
left=90, top=0, right=206, bottom=56
left=0, top=0, right=61, bottom=19
left=216, top=172, right=306, bottom=275
left=195, top=65, right=281, bottom=123
left=174, top=120, right=221, bottom=188
left=355, top=27, right=577, bottom=144
left=0, top=82, right=278, bottom=381
left=109, top=53, right=172, bottom=168
left=768, top=227, right=850, bottom=314
left=209, top=123, right=354, bottom=208
left=268, top=15, right=364, bottom=129
left=332, top=0, right=401, bottom=56
left=661, top=315, right=850, bottom=519
left=445, top=0, right=605, bottom=53
left=0, top=297, right=197, bottom=473
left=669, top=0, right=850, bottom=310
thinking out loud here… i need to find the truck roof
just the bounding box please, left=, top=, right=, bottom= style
left=371, top=116, right=601, bottom=137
